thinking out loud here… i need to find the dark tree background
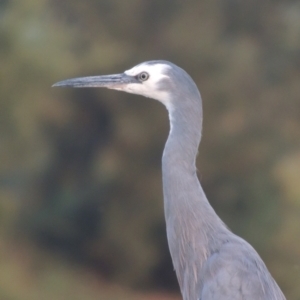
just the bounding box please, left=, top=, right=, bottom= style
left=0, top=1, right=299, bottom=299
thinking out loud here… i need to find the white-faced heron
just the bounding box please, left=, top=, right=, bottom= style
left=53, top=61, right=286, bottom=300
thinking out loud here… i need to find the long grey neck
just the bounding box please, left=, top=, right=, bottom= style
left=162, top=99, right=215, bottom=219
left=162, top=97, right=227, bottom=300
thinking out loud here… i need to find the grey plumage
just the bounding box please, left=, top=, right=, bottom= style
left=53, top=60, right=286, bottom=300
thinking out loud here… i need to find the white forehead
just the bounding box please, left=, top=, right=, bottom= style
left=125, top=63, right=171, bottom=77
left=121, top=63, right=173, bottom=110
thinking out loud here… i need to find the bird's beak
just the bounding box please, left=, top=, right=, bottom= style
left=52, top=73, right=137, bottom=89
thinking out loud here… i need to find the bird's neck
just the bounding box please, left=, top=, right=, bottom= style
left=162, top=103, right=215, bottom=226
left=162, top=102, right=226, bottom=299
left=163, top=105, right=202, bottom=169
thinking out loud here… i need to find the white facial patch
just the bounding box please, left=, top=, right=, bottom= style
left=119, top=63, right=173, bottom=110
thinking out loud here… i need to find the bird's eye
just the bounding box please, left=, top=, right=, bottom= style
left=138, top=72, right=149, bottom=82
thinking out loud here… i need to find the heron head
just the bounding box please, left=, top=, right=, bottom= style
left=53, top=60, right=200, bottom=112
left=53, top=61, right=182, bottom=108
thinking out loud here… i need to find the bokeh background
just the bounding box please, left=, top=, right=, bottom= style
left=1, top=1, right=300, bottom=299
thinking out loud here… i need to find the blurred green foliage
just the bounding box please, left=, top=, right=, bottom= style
left=0, top=0, right=300, bottom=299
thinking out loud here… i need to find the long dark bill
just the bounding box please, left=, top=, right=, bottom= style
left=52, top=73, right=137, bottom=89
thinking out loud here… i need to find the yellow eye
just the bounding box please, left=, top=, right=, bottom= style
left=138, top=72, right=149, bottom=81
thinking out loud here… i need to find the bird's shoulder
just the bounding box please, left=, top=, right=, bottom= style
left=200, top=235, right=285, bottom=300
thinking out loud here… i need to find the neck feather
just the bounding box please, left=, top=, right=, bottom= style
left=162, top=98, right=226, bottom=300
